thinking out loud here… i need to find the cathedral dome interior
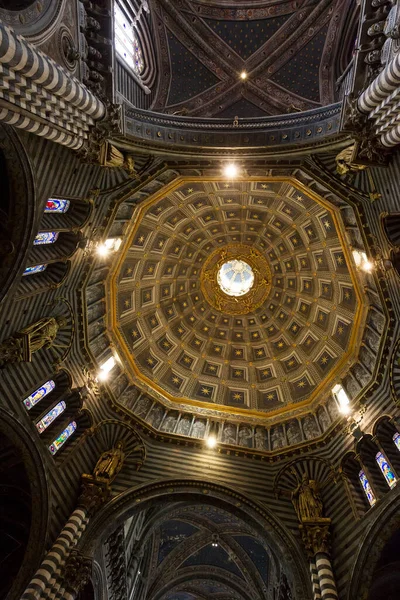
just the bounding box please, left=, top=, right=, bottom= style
left=1, top=1, right=400, bottom=600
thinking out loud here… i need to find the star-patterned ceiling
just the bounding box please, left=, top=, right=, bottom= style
left=142, top=504, right=273, bottom=600
left=150, top=0, right=354, bottom=117
left=111, top=176, right=369, bottom=421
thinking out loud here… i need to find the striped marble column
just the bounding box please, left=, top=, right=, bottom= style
left=358, top=52, right=400, bottom=114
left=21, top=507, right=89, bottom=600
left=315, top=553, right=338, bottom=600
left=0, top=21, right=105, bottom=119
left=0, top=19, right=105, bottom=149
left=310, top=558, right=322, bottom=600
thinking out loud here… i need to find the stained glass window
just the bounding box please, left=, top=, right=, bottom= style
left=23, top=264, right=47, bottom=276
left=393, top=432, right=400, bottom=451
left=358, top=470, right=376, bottom=507
left=114, top=3, right=144, bottom=75
left=23, top=380, right=55, bottom=410
left=48, top=421, right=77, bottom=455
left=375, top=451, right=397, bottom=488
left=33, top=231, right=59, bottom=245
left=45, top=198, right=70, bottom=213
left=36, top=401, right=66, bottom=434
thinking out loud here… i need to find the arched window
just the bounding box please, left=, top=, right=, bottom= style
left=44, top=198, right=70, bottom=213
left=358, top=470, right=377, bottom=506
left=33, top=231, right=59, bottom=245
left=48, top=421, right=77, bottom=455
left=375, top=451, right=397, bottom=488
left=23, top=380, right=55, bottom=410
left=23, top=264, right=47, bottom=276
left=394, top=432, right=400, bottom=451
left=36, top=401, right=66, bottom=433
left=114, top=2, right=144, bottom=75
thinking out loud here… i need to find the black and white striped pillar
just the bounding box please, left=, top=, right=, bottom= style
left=310, top=558, right=322, bottom=600
left=358, top=52, right=400, bottom=114
left=0, top=19, right=106, bottom=149
left=315, top=552, right=338, bottom=600
left=21, top=507, right=89, bottom=600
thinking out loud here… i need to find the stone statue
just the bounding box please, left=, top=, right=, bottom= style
left=255, top=427, right=267, bottom=450
left=238, top=426, right=252, bottom=447
left=302, top=416, right=318, bottom=440
left=177, top=415, right=191, bottom=435
left=291, top=473, right=323, bottom=522
left=317, top=409, right=330, bottom=432
left=0, top=316, right=67, bottom=367
left=222, top=424, right=237, bottom=445
left=271, top=427, right=284, bottom=450
left=93, top=441, right=125, bottom=482
left=192, top=420, right=206, bottom=439
left=161, top=414, right=177, bottom=433
left=286, top=421, right=302, bottom=445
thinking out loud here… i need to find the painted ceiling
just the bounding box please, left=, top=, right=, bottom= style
left=112, top=177, right=369, bottom=421
left=150, top=0, right=354, bottom=117
left=141, top=504, right=272, bottom=600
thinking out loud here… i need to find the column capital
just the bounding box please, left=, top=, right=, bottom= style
left=78, top=475, right=111, bottom=515
left=64, top=551, right=92, bottom=594
left=299, top=518, right=332, bottom=557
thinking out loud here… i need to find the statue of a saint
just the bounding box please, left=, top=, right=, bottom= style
left=93, top=441, right=125, bottom=482
left=0, top=316, right=67, bottom=367
left=335, top=145, right=367, bottom=175
left=291, top=473, right=323, bottom=522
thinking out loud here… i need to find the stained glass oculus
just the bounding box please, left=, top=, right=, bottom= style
left=45, top=198, right=70, bottom=213
left=217, top=260, right=254, bottom=297
left=23, top=380, right=55, bottom=410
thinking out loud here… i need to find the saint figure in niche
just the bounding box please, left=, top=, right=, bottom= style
left=93, top=441, right=125, bottom=482
left=291, top=473, right=323, bottom=521
left=0, top=315, right=67, bottom=367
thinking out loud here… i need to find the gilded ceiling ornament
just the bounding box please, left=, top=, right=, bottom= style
left=201, top=244, right=272, bottom=315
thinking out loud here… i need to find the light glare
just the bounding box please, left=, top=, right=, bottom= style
left=240, top=71, right=247, bottom=80
left=224, top=163, right=239, bottom=178
left=206, top=434, right=217, bottom=449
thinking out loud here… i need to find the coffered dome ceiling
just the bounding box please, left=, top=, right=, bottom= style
left=108, top=173, right=378, bottom=428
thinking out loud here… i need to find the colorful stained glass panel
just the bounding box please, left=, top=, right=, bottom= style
left=48, top=421, right=77, bottom=455
left=23, top=380, right=55, bottom=410
left=358, top=470, right=376, bottom=507
left=36, top=401, right=66, bottom=434
left=375, top=451, right=397, bottom=488
left=33, top=231, right=59, bottom=245
left=114, top=3, right=144, bottom=74
left=393, top=432, right=400, bottom=451
left=45, top=198, right=70, bottom=213
left=23, top=264, right=47, bottom=276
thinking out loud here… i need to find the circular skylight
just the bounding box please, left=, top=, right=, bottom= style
left=217, top=260, right=254, bottom=297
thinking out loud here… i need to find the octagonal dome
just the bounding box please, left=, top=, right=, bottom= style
left=108, top=176, right=372, bottom=423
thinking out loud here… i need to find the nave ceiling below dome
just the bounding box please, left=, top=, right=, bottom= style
left=150, top=0, right=355, bottom=117
left=97, top=163, right=387, bottom=439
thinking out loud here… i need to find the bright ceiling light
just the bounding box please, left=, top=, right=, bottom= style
left=97, top=238, right=122, bottom=257
left=240, top=71, right=247, bottom=80
left=223, top=163, right=239, bottom=178
left=98, top=356, right=116, bottom=381
left=206, top=434, right=217, bottom=449
left=97, top=243, right=110, bottom=257
left=332, top=383, right=351, bottom=415
left=353, top=249, right=373, bottom=272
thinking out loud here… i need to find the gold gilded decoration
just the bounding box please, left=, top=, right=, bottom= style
left=92, top=441, right=125, bottom=482
left=201, top=244, right=272, bottom=315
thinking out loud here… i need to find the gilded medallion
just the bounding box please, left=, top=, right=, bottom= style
left=201, top=244, right=272, bottom=315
